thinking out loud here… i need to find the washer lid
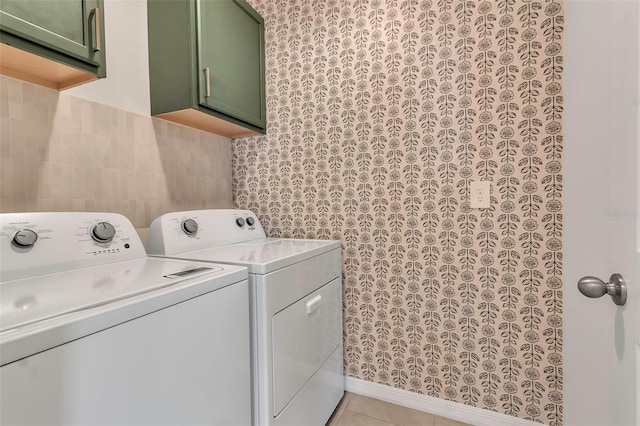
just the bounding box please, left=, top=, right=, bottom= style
left=0, top=257, right=242, bottom=333
left=157, top=238, right=341, bottom=274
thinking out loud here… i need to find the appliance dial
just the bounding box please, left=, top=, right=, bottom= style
left=181, top=219, right=199, bottom=235
left=91, top=222, right=116, bottom=243
left=246, top=217, right=255, bottom=226
left=236, top=217, right=246, bottom=227
left=13, top=229, right=38, bottom=248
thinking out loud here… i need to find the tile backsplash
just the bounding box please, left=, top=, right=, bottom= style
left=0, top=75, right=232, bottom=230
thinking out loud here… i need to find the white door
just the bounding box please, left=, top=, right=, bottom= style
left=564, top=1, right=640, bottom=425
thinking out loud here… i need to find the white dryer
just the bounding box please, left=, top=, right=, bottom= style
left=0, top=212, right=251, bottom=426
left=147, top=209, right=344, bottom=426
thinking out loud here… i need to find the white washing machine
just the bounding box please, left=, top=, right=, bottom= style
left=147, top=209, right=344, bottom=426
left=0, top=212, right=252, bottom=426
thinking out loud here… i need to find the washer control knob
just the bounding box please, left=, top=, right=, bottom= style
left=246, top=217, right=255, bottom=226
left=181, top=219, right=199, bottom=235
left=91, top=222, right=116, bottom=243
left=13, top=229, right=38, bottom=248
left=236, top=217, right=246, bottom=227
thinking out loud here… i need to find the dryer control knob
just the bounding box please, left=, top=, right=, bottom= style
left=246, top=217, right=255, bottom=226
left=181, top=219, right=199, bottom=235
left=91, top=222, right=116, bottom=243
left=236, top=217, right=246, bottom=227
left=13, top=229, right=38, bottom=248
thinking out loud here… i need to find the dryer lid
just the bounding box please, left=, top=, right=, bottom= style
left=155, top=238, right=341, bottom=274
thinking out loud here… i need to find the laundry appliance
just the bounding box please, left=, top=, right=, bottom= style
left=147, top=209, right=344, bottom=426
left=0, top=212, right=251, bottom=426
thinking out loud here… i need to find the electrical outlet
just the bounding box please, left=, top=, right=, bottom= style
left=470, top=181, right=490, bottom=208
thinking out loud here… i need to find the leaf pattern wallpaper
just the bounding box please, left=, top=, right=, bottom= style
left=232, top=0, right=563, bottom=424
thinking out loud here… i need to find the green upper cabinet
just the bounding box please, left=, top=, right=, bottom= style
left=197, top=1, right=265, bottom=129
left=0, top=0, right=106, bottom=90
left=148, top=0, right=266, bottom=138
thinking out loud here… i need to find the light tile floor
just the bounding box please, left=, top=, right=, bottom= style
left=326, top=393, right=471, bottom=426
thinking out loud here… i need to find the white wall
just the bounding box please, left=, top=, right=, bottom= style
left=564, top=1, right=639, bottom=425
left=66, top=0, right=150, bottom=115
left=637, top=6, right=640, bottom=425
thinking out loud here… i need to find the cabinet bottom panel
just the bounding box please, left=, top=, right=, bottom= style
left=156, top=108, right=262, bottom=139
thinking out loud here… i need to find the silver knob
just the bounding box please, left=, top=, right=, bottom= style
left=246, top=217, right=255, bottom=226
left=13, top=229, right=38, bottom=248
left=91, top=222, right=116, bottom=243
left=578, top=274, right=627, bottom=306
left=181, top=219, right=198, bottom=235
left=236, top=217, right=245, bottom=227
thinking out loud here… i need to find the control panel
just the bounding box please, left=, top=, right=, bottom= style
left=0, top=213, right=146, bottom=282
left=147, top=209, right=265, bottom=256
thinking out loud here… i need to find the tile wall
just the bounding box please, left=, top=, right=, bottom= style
left=0, top=75, right=232, bottom=232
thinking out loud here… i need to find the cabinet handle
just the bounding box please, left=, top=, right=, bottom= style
left=204, top=67, right=211, bottom=97
left=92, top=8, right=101, bottom=52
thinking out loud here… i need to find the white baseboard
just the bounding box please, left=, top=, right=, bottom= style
left=344, top=377, right=542, bottom=426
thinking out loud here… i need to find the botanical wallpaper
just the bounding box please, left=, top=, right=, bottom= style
left=232, top=0, right=563, bottom=424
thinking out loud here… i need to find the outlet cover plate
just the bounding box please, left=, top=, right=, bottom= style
left=470, top=181, right=490, bottom=208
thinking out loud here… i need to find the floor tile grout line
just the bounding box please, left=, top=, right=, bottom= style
left=330, top=393, right=470, bottom=426
left=345, top=393, right=437, bottom=426
left=340, top=409, right=402, bottom=426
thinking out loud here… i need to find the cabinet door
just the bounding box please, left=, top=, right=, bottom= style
left=197, top=0, right=266, bottom=129
left=0, top=0, right=104, bottom=68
